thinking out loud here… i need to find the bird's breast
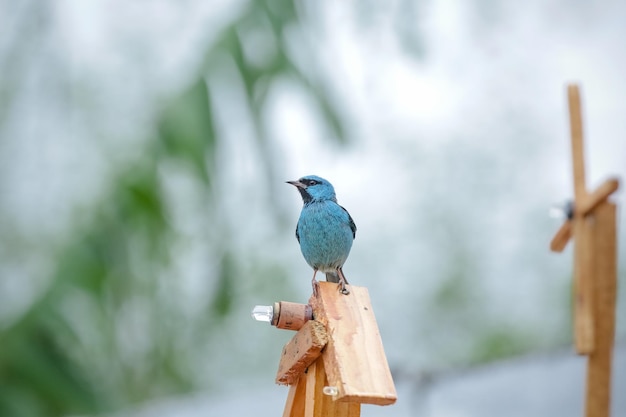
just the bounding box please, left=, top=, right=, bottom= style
left=296, top=201, right=354, bottom=270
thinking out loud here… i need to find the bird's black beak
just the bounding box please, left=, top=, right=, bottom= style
left=287, top=179, right=313, bottom=204
left=287, top=180, right=306, bottom=189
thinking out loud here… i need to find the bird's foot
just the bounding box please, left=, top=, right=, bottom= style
left=337, top=268, right=350, bottom=295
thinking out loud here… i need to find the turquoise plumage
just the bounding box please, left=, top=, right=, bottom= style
left=287, top=175, right=356, bottom=295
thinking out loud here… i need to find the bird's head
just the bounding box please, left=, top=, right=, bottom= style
left=287, top=175, right=337, bottom=204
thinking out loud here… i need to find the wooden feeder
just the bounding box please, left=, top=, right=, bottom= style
left=550, top=84, right=619, bottom=417
left=253, top=282, right=397, bottom=417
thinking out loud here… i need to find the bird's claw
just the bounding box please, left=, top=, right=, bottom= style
left=339, top=284, right=350, bottom=295
left=337, top=268, right=350, bottom=295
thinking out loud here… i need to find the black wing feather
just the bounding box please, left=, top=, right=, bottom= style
left=340, top=205, right=357, bottom=239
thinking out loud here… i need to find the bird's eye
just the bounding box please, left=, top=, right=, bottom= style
left=308, top=180, right=318, bottom=186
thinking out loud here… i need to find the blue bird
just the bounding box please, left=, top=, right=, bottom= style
left=287, top=175, right=356, bottom=295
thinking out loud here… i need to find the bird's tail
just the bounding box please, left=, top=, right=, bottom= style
left=325, top=271, right=340, bottom=283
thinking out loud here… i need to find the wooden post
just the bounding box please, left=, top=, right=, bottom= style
left=568, top=84, right=595, bottom=354
left=310, top=283, right=397, bottom=405
left=275, top=282, right=397, bottom=417
left=550, top=84, right=620, bottom=417
left=574, top=214, right=595, bottom=354
left=585, top=202, right=617, bottom=417
left=282, top=359, right=361, bottom=417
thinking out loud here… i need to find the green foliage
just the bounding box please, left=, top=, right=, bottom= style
left=205, top=0, right=346, bottom=147
left=469, top=327, right=535, bottom=364
left=157, top=80, right=216, bottom=185
left=211, top=252, right=237, bottom=317
left=0, top=321, right=100, bottom=417
left=4, top=83, right=215, bottom=414
left=0, top=1, right=348, bottom=415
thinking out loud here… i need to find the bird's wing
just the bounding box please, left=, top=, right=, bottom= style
left=340, top=205, right=357, bottom=239
left=295, top=224, right=300, bottom=243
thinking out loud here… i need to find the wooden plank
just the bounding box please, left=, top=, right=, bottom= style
left=578, top=178, right=620, bottom=216
left=283, top=376, right=307, bottom=417
left=568, top=84, right=595, bottom=354
left=550, top=220, right=572, bottom=252
left=585, top=202, right=617, bottom=417
left=304, top=360, right=361, bottom=417
left=567, top=84, right=587, bottom=202
left=276, top=320, right=328, bottom=385
left=310, top=283, right=397, bottom=406
left=573, top=215, right=595, bottom=354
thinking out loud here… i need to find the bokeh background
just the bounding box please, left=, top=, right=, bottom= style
left=1, top=1, right=625, bottom=416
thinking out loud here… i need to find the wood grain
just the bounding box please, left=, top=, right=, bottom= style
left=585, top=202, right=617, bottom=417
left=276, top=320, right=328, bottom=385
left=573, top=214, right=595, bottom=354
left=568, top=84, right=587, bottom=202
left=283, top=376, right=307, bottom=417
left=310, top=283, right=397, bottom=406
left=578, top=178, right=620, bottom=216
left=550, top=221, right=572, bottom=252
left=304, top=360, right=360, bottom=417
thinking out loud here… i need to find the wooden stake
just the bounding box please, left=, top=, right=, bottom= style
left=310, top=283, right=397, bottom=406
left=276, top=283, right=396, bottom=416
left=585, top=202, right=617, bottom=417
left=304, top=360, right=361, bottom=417
left=282, top=359, right=361, bottom=417
left=573, top=215, right=595, bottom=354
left=550, top=83, right=620, bottom=417
left=567, top=84, right=595, bottom=355
left=568, top=84, right=587, bottom=202
left=283, top=376, right=307, bottom=417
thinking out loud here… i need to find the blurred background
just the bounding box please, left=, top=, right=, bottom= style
left=1, top=0, right=625, bottom=416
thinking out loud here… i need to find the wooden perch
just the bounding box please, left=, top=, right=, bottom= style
left=550, top=83, right=620, bottom=417
left=283, top=360, right=361, bottom=417
left=310, top=283, right=397, bottom=406
left=278, top=282, right=397, bottom=416
left=567, top=84, right=595, bottom=354
left=573, top=215, right=595, bottom=354
left=551, top=171, right=618, bottom=353
left=276, top=320, right=328, bottom=385
left=585, top=202, right=617, bottom=417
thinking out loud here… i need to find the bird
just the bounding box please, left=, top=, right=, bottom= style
left=287, top=175, right=356, bottom=295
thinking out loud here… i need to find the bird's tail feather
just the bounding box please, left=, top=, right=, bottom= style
left=325, top=271, right=340, bottom=283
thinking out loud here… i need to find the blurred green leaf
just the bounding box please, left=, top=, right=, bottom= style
left=0, top=0, right=351, bottom=415
left=0, top=324, right=102, bottom=417
left=158, top=79, right=216, bottom=184
left=470, top=328, right=534, bottom=364
left=210, top=253, right=236, bottom=318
